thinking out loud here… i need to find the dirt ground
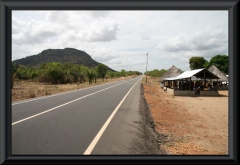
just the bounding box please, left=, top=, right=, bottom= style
left=142, top=76, right=228, bottom=155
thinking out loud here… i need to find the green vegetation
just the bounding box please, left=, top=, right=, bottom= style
left=189, top=56, right=208, bottom=70
left=86, top=69, right=97, bottom=84
left=107, top=70, right=142, bottom=79
left=145, top=69, right=167, bottom=77
left=204, top=55, right=228, bottom=74
left=11, top=48, right=143, bottom=87
left=97, top=64, right=108, bottom=81
left=12, top=61, right=142, bottom=86
left=11, top=62, right=19, bottom=89
left=189, top=55, right=228, bottom=74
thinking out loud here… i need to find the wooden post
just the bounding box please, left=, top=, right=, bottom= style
left=190, top=77, right=191, bottom=90
left=204, top=69, right=206, bottom=88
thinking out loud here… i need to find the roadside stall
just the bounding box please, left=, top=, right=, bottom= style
left=163, top=68, right=219, bottom=96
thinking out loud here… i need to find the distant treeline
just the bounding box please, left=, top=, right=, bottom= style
left=11, top=62, right=142, bottom=88
left=145, top=69, right=168, bottom=77
left=145, top=54, right=228, bottom=78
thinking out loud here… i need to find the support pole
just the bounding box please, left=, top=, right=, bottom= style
left=204, top=69, right=206, bottom=88
left=190, top=77, right=191, bottom=90
left=146, top=53, right=148, bottom=84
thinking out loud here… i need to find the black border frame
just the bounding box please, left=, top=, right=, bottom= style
left=0, top=0, right=239, bottom=164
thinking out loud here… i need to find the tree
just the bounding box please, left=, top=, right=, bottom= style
left=11, top=62, right=19, bottom=89
left=107, top=71, right=115, bottom=79
left=16, top=65, right=32, bottom=80
left=92, top=68, right=98, bottom=83
left=47, top=62, right=63, bottom=84
left=38, top=62, right=64, bottom=84
left=86, top=69, right=96, bottom=84
left=120, top=69, right=126, bottom=77
left=78, top=65, right=88, bottom=83
left=97, top=64, right=108, bottom=81
left=205, top=55, right=228, bottom=74
left=145, top=69, right=167, bottom=77
left=189, top=56, right=208, bottom=70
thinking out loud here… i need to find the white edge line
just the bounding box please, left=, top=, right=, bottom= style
left=83, top=77, right=142, bottom=155
left=12, top=81, right=128, bottom=125
left=12, top=77, right=137, bottom=105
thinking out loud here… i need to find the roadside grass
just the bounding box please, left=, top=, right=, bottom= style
left=142, top=76, right=160, bottom=86
left=12, top=76, right=135, bottom=102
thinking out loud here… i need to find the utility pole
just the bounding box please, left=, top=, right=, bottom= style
left=146, top=53, right=148, bottom=84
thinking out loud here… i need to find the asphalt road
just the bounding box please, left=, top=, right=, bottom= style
left=12, top=76, right=161, bottom=155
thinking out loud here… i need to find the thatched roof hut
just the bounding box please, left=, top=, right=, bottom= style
left=159, top=65, right=182, bottom=82
left=208, top=65, right=228, bottom=82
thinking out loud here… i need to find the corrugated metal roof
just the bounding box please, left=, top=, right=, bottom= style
left=164, top=69, right=204, bottom=80
left=176, top=69, right=204, bottom=79
left=164, top=68, right=219, bottom=81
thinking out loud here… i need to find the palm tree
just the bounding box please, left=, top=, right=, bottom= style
left=86, top=69, right=95, bottom=84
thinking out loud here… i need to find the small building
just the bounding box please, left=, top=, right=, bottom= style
left=208, top=65, right=228, bottom=90
left=159, top=65, right=182, bottom=89
left=162, top=68, right=219, bottom=96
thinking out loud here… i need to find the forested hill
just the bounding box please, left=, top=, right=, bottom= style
left=13, top=48, right=115, bottom=71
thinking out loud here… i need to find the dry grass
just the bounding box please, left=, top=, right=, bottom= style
left=12, top=76, right=135, bottom=102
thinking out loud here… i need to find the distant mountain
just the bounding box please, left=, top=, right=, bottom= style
left=13, top=48, right=115, bottom=71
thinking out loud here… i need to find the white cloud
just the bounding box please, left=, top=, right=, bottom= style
left=89, top=47, right=118, bottom=62
left=89, top=11, right=110, bottom=18
left=77, top=19, right=119, bottom=42
left=157, top=29, right=227, bottom=53
left=12, top=17, right=27, bottom=34
left=141, top=36, right=151, bottom=40
left=12, top=10, right=228, bottom=72
left=31, top=21, right=63, bottom=38
left=45, top=11, right=70, bottom=23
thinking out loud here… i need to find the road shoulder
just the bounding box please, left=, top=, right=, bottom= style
left=91, top=79, right=163, bottom=154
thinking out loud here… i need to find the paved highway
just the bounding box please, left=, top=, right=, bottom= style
left=12, top=76, right=161, bottom=155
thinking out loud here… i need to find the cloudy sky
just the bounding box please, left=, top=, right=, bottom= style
left=12, top=10, right=228, bottom=73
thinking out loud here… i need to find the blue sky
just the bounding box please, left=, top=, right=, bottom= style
left=12, top=10, right=228, bottom=73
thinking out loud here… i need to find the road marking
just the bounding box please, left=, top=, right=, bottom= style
left=83, top=77, right=142, bottom=155
left=12, top=78, right=137, bottom=105
left=12, top=80, right=129, bottom=125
